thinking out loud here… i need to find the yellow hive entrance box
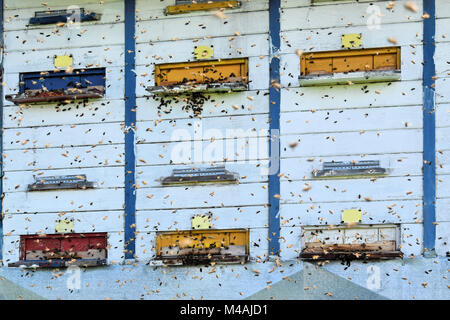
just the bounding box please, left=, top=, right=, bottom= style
left=154, top=58, right=248, bottom=86
left=166, top=0, right=240, bottom=15
left=156, top=229, right=249, bottom=265
left=301, top=47, right=400, bottom=76
left=299, top=47, right=401, bottom=86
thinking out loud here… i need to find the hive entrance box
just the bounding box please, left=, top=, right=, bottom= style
left=155, top=229, right=249, bottom=265
left=312, top=0, right=354, bottom=4
left=313, top=160, right=387, bottom=179
left=299, top=47, right=401, bottom=86
left=147, top=58, right=248, bottom=95
left=29, top=8, right=101, bottom=26
left=9, top=233, right=108, bottom=268
left=166, top=0, right=240, bottom=15
left=6, top=68, right=106, bottom=105
left=162, top=166, right=239, bottom=186
left=300, top=225, right=402, bottom=260
left=28, top=175, right=95, bottom=191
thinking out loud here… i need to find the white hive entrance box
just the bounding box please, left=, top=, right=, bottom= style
left=312, top=160, right=387, bottom=179
left=300, top=224, right=402, bottom=260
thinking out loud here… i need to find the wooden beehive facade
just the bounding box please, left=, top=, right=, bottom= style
left=0, top=0, right=448, bottom=271
left=133, top=0, right=270, bottom=264
left=1, top=0, right=126, bottom=266
left=278, top=0, right=428, bottom=260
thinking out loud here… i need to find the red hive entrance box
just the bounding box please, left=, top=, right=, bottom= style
left=9, top=233, right=108, bottom=268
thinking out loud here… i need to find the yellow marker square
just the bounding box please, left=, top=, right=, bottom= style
left=342, top=209, right=362, bottom=223
left=54, top=55, right=73, bottom=68
left=55, top=219, right=74, bottom=233
left=341, top=33, right=362, bottom=48
left=192, top=214, right=212, bottom=230
left=194, top=46, right=214, bottom=60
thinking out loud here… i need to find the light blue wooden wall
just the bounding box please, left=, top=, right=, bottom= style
left=278, top=0, right=426, bottom=259
left=133, top=0, right=271, bottom=262
left=1, top=0, right=126, bottom=265
left=1, top=0, right=448, bottom=266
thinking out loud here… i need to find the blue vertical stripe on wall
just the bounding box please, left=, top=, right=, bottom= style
left=423, top=0, right=436, bottom=256
left=124, top=0, right=137, bottom=260
left=268, top=0, right=281, bottom=256
left=0, top=0, right=3, bottom=261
